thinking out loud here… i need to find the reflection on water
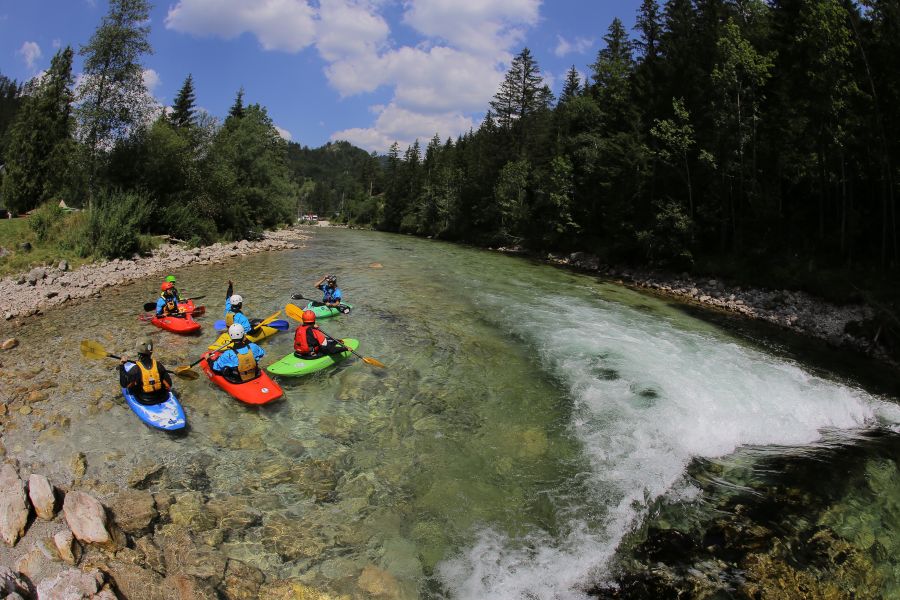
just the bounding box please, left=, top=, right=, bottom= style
left=1, top=228, right=898, bottom=599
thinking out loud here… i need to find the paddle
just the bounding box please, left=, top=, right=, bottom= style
left=284, top=303, right=384, bottom=368
left=290, top=294, right=351, bottom=314
left=142, top=296, right=206, bottom=312
left=80, top=339, right=122, bottom=361
left=172, top=341, right=231, bottom=380
left=214, top=319, right=290, bottom=332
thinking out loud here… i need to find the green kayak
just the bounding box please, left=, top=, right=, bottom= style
left=266, top=339, right=360, bottom=377
left=304, top=301, right=352, bottom=319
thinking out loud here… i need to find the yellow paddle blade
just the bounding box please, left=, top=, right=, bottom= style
left=173, top=366, right=200, bottom=380
left=284, top=303, right=305, bottom=322
left=80, top=340, right=110, bottom=360
left=362, top=356, right=386, bottom=368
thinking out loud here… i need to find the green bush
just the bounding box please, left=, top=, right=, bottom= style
left=87, top=189, right=154, bottom=259
left=28, top=202, right=66, bottom=242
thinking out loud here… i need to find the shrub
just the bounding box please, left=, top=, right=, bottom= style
left=28, top=203, right=66, bottom=242
left=87, top=189, right=154, bottom=259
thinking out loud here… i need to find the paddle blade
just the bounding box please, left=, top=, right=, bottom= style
left=214, top=320, right=227, bottom=331
left=259, top=310, right=283, bottom=327
left=284, top=303, right=305, bottom=322
left=264, top=319, right=290, bottom=331
left=80, top=340, right=109, bottom=360
left=173, top=366, right=200, bottom=380
left=143, top=302, right=157, bottom=312
left=362, top=356, right=386, bottom=368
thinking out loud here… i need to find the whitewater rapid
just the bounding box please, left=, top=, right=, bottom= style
left=438, top=280, right=900, bottom=600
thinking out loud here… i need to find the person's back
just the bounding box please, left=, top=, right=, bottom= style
left=119, top=339, right=172, bottom=405
left=211, top=324, right=265, bottom=383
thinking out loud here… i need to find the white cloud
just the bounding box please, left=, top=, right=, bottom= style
left=17, top=41, right=42, bottom=70
left=275, top=125, right=292, bottom=141
left=165, top=0, right=316, bottom=53
left=403, top=0, right=540, bottom=56
left=331, top=103, right=473, bottom=152
left=553, top=34, right=593, bottom=58
left=142, top=68, right=161, bottom=92
left=165, top=0, right=545, bottom=152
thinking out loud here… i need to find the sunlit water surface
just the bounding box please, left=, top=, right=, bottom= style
left=3, top=228, right=898, bottom=599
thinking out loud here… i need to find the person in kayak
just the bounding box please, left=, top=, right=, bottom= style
left=118, top=338, right=173, bottom=405
left=210, top=323, right=266, bottom=383
left=156, top=282, right=183, bottom=317
left=314, top=274, right=349, bottom=312
left=224, top=280, right=253, bottom=332
left=164, top=275, right=181, bottom=300
left=294, top=310, right=347, bottom=358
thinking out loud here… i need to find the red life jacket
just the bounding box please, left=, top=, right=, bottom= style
left=294, top=325, right=327, bottom=355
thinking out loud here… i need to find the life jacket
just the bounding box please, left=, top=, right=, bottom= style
left=135, top=359, right=167, bottom=394
left=163, top=298, right=178, bottom=316
left=322, top=286, right=338, bottom=303
left=294, top=325, right=326, bottom=356
left=236, top=348, right=258, bottom=382
left=226, top=312, right=234, bottom=326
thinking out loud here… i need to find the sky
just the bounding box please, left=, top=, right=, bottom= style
left=0, top=0, right=642, bottom=153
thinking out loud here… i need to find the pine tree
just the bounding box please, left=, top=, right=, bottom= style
left=1, top=47, right=79, bottom=213
left=560, top=66, right=582, bottom=104
left=490, top=48, right=545, bottom=130
left=228, top=87, right=245, bottom=120
left=171, top=74, right=196, bottom=128
left=591, top=18, right=637, bottom=130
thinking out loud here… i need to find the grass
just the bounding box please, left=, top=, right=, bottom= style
left=0, top=217, right=94, bottom=277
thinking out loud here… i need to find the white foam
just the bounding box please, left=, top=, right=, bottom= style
left=438, top=287, right=897, bottom=599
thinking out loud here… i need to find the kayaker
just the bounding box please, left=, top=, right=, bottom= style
left=156, top=282, right=182, bottom=317
left=118, top=338, right=173, bottom=405
left=164, top=275, right=181, bottom=301
left=314, top=274, right=346, bottom=310
left=294, top=310, right=347, bottom=358
left=224, top=280, right=253, bottom=332
left=210, top=323, right=266, bottom=383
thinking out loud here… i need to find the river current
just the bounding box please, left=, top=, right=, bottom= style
left=3, top=228, right=899, bottom=599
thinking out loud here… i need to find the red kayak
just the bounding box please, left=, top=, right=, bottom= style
left=200, top=350, right=283, bottom=405
left=149, top=300, right=202, bottom=335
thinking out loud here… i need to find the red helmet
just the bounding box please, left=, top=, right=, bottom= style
left=302, top=310, right=316, bottom=324
left=161, top=281, right=174, bottom=291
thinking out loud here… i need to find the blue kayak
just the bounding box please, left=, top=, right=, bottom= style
left=121, top=387, right=187, bottom=431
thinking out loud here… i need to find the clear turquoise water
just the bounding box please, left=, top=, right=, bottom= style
left=3, top=228, right=898, bottom=599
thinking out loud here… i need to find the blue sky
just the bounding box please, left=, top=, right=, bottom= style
left=0, top=0, right=642, bottom=152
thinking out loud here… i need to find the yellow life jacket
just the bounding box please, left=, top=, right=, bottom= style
left=164, top=299, right=178, bottom=315
left=136, top=359, right=164, bottom=394
left=226, top=312, right=235, bottom=326
left=237, top=348, right=257, bottom=382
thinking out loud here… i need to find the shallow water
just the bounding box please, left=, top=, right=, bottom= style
left=2, top=228, right=898, bottom=598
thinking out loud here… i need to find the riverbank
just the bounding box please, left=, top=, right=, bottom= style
left=536, top=250, right=895, bottom=366
left=0, top=228, right=306, bottom=324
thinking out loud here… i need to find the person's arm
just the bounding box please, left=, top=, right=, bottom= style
left=155, top=297, right=166, bottom=316
left=226, top=280, right=233, bottom=302
left=253, top=344, right=266, bottom=360
left=314, top=274, right=328, bottom=288
left=118, top=360, right=135, bottom=388
left=158, top=363, right=173, bottom=390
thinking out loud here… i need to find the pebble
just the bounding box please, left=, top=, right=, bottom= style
left=1, top=339, right=18, bottom=351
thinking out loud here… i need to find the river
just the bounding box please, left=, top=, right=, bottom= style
left=2, top=227, right=899, bottom=599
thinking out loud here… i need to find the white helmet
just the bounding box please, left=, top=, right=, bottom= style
left=230, top=294, right=243, bottom=306
left=228, top=323, right=246, bottom=340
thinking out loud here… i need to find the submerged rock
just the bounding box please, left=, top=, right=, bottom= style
left=0, top=463, right=29, bottom=546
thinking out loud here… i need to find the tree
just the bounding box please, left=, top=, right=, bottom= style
left=591, top=18, right=638, bottom=131
left=1, top=47, right=80, bottom=213
left=228, top=87, right=245, bottom=120
left=651, top=97, right=705, bottom=220
left=0, top=72, right=21, bottom=157
left=560, top=66, right=582, bottom=104
left=490, top=48, right=547, bottom=131
left=77, top=0, right=153, bottom=201
left=171, top=74, right=197, bottom=129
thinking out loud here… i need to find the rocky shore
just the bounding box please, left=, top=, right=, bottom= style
left=0, top=228, right=306, bottom=323
left=539, top=251, right=894, bottom=364
left=0, top=458, right=350, bottom=599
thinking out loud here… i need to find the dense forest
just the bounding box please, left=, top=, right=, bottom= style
left=1, top=0, right=899, bottom=296
left=335, top=0, right=900, bottom=294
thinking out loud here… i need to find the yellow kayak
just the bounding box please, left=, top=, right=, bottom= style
left=206, top=321, right=287, bottom=350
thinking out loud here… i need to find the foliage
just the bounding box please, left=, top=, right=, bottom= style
left=1, top=48, right=81, bottom=214
left=28, top=202, right=66, bottom=242
left=84, top=189, right=153, bottom=259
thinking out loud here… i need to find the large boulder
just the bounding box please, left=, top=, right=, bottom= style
left=63, top=490, right=110, bottom=544
left=28, top=473, right=56, bottom=520
left=0, top=463, right=29, bottom=546
left=35, top=567, right=105, bottom=599
left=221, top=559, right=265, bottom=600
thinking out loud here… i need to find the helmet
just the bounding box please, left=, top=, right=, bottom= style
left=326, top=275, right=337, bottom=285
left=165, top=275, right=177, bottom=283
left=302, top=310, right=316, bottom=324
left=135, top=338, right=153, bottom=355
left=228, top=323, right=246, bottom=340
left=230, top=294, right=243, bottom=306
left=161, top=281, right=174, bottom=291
